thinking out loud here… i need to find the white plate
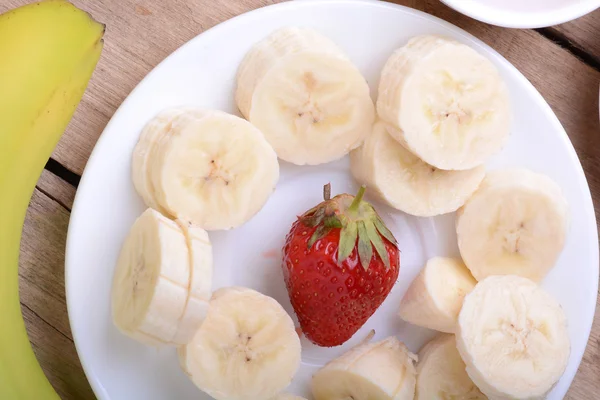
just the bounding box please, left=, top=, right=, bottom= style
left=441, top=0, right=600, bottom=29
left=65, top=1, right=599, bottom=399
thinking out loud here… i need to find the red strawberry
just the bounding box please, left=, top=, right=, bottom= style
left=282, top=184, right=400, bottom=347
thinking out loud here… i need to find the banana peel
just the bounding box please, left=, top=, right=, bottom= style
left=0, top=1, right=104, bottom=397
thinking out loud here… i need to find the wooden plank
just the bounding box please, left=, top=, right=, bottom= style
left=553, top=10, right=600, bottom=62
left=19, top=189, right=93, bottom=398
left=36, top=170, right=76, bottom=211
left=568, top=310, right=600, bottom=400
left=21, top=304, right=94, bottom=399
left=19, top=190, right=73, bottom=340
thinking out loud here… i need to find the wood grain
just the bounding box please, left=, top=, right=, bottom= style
left=3, top=0, right=597, bottom=398
left=19, top=189, right=91, bottom=398
left=553, top=9, right=600, bottom=61
left=36, top=170, right=77, bottom=211
left=21, top=305, right=95, bottom=399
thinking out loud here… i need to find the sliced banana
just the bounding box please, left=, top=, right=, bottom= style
left=456, top=168, right=569, bottom=282
left=236, top=27, right=375, bottom=165
left=377, top=35, right=511, bottom=170
left=311, top=333, right=417, bottom=400
left=457, top=275, right=570, bottom=399
left=179, top=287, right=301, bottom=400
left=416, top=334, right=485, bottom=400
left=350, top=122, right=485, bottom=217
left=148, top=109, right=279, bottom=230
left=111, top=208, right=212, bottom=346
left=398, top=257, right=477, bottom=333
left=132, top=108, right=187, bottom=213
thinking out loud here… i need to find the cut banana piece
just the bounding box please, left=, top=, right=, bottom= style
left=416, top=334, right=485, bottom=400
left=350, top=122, right=485, bottom=217
left=149, top=109, right=279, bottom=230
left=377, top=35, right=511, bottom=170
left=179, top=287, right=301, bottom=400
left=398, top=257, right=476, bottom=333
left=236, top=27, right=375, bottom=165
left=456, top=168, right=569, bottom=282
left=111, top=209, right=212, bottom=346
left=132, top=107, right=188, bottom=213
left=457, top=275, right=570, bottom=400
left=312, top=334, right=417, bottom=400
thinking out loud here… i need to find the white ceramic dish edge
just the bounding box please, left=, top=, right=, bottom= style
left=441, top=0, right=600, bottom=29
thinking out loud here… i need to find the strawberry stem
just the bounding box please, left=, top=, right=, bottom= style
left=348, top=185, right=366, bottom=213
left=323, top=183, right=331, bottom=201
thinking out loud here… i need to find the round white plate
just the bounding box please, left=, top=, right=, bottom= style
left=65, top=1, right=599, bottom=399
left=441, top=0, right=600, bottom=29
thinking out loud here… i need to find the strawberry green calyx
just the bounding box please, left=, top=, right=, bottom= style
left=302, top=184, right=397, bottom=270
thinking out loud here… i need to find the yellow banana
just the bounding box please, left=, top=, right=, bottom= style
left=0, top=1, right=104, bottom=398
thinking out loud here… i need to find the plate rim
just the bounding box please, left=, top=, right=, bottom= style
left=64, top=0, right=600, bottom=398
left=440, top=0, right=600, bottom=29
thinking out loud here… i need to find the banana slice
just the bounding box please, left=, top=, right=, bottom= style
left=236, top=27, right=375, bottom=165
left=456, top=168, right=569, bottom=282
left=311, top=333, right=417, bottom=400
left=132, top=108, right=178, bottom=213
left=132, top=107, right=192, bottom=213
left=398, top=257, right=476, bottom=333
left=377, top=35, right=511, bottom=170
left=457, top=275, right=570, bottom=399
left=111, top=208, right=212, bottom=346
left=350, top=122, right=485, bottom=217
left=149, top=109, right=279, bottom=230
left=179, top=287, right=301, bottom=400
left=416, top=334, right=485, bottom=400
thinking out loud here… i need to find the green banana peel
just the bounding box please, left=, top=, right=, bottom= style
left=0, top=1, right=104, bottom=398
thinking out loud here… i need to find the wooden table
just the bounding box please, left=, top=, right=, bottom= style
left=2, top=0, right=598, bottom=398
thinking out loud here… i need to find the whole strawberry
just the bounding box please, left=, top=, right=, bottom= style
left=282, top=184, right=400, bottom=347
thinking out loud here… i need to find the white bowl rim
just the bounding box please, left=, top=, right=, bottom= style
left=440, top=0, right=600, bottom=28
